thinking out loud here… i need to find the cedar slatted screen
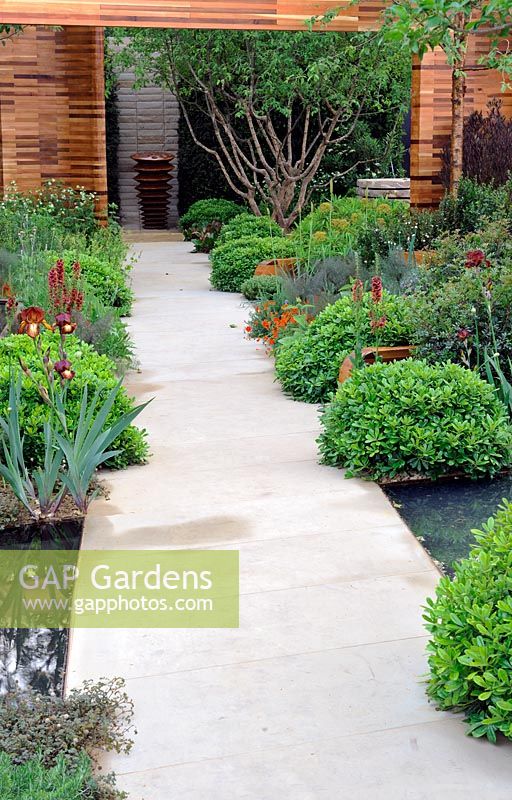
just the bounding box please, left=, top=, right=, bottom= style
left=0, top=1, right=383, bottom=29
left=0, top=3, right=510, bottom=212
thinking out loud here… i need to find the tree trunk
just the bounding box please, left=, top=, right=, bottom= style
left=450, top=67, right=466, bottom=196
left=449, top=14, right=468, bottom=197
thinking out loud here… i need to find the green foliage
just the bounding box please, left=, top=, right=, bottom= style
left=0, top=377, right=65, bottom=520
left=0, top=753, right=96, bottom=800
left=437, top=178, right=512, bottom=235
left=176, top=100, right=240, bottom=214
left=410, top=222, right=512, bottom=374
left=210, top=236, right=296, bottom=292
left=179, top=199, right=242, bottom=239
left=318, top=359, right=512, bottom=479
left=381, top=0, right=512, bottom=71
left=0, top=334, right=148, bottom=470
left=0, top=678, right=134, bottom=800
left=240, top=274, right=280, bottom=301
left=0, top=181, right=98, bottom=250
left=55, top=380, right=149, bottom=513
left=293, top=196, right=410, bottom=265
left=425, top=500, right=512, bottom=742
left=45, top=251, right=134, bottom=317
left=275, top=291, right=412, bottom=402
left=215, top=213, right=283, bottom=247
left=112, top=29, right=410, bottom=227
left=310, top=116, right=409, bottom=200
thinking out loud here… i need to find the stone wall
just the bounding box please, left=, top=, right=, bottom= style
left=116, top=69, right=179, bottom=229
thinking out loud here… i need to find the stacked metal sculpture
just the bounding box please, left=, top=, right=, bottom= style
left=131, top=151, right=175, bottom=229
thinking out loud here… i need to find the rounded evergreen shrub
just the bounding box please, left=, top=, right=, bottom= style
left=318, top=359, right=512, bottom=479
left=0, top=333, right=148, bottom=470
left=210, top=236, right=296, bottom=292
left=274, top=291, right=412, bottom=403
left=425, top=499, right=512, bottom=742
left=215, top=213, right=283, bottom=247
left=179, top=199, right=242, bottom=239
left=240, top=274, right=280, bottom=301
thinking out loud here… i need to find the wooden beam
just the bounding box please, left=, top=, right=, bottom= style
left=0, top=0, right=386, bottom=29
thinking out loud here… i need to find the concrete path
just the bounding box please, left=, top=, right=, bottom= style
left=68, top=242, right=512, bottom=799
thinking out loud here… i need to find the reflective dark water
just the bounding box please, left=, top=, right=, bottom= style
left=0, top=519, right=83, bottom=696
left=384, top=474, right=512, bottom=575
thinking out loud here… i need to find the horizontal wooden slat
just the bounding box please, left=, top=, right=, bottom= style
left=0, top=26, right=107, bottom=217
left=0, top=0, right=386, bottom=29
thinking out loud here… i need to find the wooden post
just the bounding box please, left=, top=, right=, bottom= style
left=410, top=42, right=512, bottom=208
left=0, top=26, right=108, bottom=219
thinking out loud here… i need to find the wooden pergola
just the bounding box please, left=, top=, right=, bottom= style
left=0, top=1, right=510, bottom=217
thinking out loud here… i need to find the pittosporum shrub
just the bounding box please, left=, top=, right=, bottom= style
left=0, top=678, right=134, bottom=800
left=210, top=236, right=296, bottom=292
left=318, top=359, right=512, bottom=480
left=240, top=274, right=280, bottom=301
left=215, top=213, right=283, bottom=247
left=179, top=198, right=242, bottom=239
left=425, top=499, right=512, bottom=743
left=0, top=333, right=148, bottom=469
left=274, top=291, right=412, bottom=403
left=45, top=251, right=134, bottom=316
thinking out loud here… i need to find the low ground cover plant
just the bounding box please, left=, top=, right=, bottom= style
left=0, top=678, right=134, bottom=799
left=318, top=359, right=512, bottom=480
left=425, top=499, right=512, bottom=743
left=274, top=290, right=412, bottom=402
left=0, top=753, right=96, bottom=799
left=246, top=299, right=310, bottom=352
left=210, top=236, right=296, bottom=292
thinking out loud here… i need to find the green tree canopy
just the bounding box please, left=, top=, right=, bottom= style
left=110, top=29, right=410, bottom=228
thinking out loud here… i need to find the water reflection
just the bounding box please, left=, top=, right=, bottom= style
left=0, top=519, right=83, bottom=696
left=384, top=474, right=512, bottom=575
left=0, top=628, right=68, bottom=695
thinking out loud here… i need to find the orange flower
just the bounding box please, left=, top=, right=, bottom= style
left=19, top=306, right=53, bottom=339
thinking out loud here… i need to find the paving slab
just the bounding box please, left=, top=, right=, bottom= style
left=68, top=241, right=512, bottom=799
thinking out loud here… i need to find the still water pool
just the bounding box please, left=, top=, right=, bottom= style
left=383, top=474, right=512, bottom=575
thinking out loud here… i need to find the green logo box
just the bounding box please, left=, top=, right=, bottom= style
left=0, top=550, right=239, bottom=628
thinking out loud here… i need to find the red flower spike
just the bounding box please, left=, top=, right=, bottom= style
left=352, top=279, right=364, bottom=303
left=371, top=276, right=383, bottom=305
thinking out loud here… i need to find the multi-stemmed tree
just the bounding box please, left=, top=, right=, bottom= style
left=111, top=29, right=409, bottom=229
